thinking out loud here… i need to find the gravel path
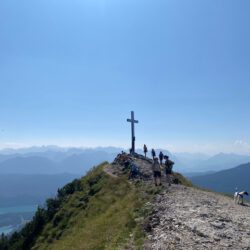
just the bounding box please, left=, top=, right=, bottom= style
left=144, top=185, right=250, bottom=250
left=109, top=153, right=250, bottom=249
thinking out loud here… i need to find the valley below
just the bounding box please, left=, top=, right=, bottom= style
left=0, top=205, right=37, bottom=235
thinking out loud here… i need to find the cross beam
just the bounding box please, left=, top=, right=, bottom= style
left=127, top=111, right=139, bottom=154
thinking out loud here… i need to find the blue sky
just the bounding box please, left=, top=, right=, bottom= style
left=0, top=0, right=250, bottom=154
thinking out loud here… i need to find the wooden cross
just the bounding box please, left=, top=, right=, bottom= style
left=127, top=111, right=139, bottom=154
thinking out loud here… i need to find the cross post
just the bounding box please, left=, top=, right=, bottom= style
left=127, top=111, right=139, bottom=154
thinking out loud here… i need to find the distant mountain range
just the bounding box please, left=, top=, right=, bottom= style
left=0, top=146, right=123, bottom=155
left=190, top=162, right=250, bottom=201
left=0, top=174, right=77, bottom=207
left=192, top=153, right=250, bottom=172
left=176, top=152, right=250, bottom=173
left=0, top=146, right=250, bottom=175
left=0, top=147, right=121, bottom=208
left=0, top=147, right=119, bottom=175
left=0, top=157, right=59, bottom=174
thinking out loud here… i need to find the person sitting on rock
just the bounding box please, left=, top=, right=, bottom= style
left=143, top=144, right=148, bottom=158
left=129, top=162, right=140, bottom=180
left=164, top=155, right=174, bottom=186
left=152, top=157, right=162, bottom=186
left=151, top=148, right=156, bottom=159
left=159, top=151, right=164, bottom=165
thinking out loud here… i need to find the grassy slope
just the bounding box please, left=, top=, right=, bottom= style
left=1, top=160, right=194, bottom=250
left=32, top=163, right=152, bottom=250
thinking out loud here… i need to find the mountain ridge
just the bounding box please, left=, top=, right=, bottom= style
left=1, top=153, right=250, bottom=249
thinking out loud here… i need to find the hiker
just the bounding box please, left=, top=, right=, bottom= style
left=152, top=157, right=162, bottom=186
left=159, top=151, right=164, bottom=165
left=164, top=155, right=174, bottom=186
left=143, top=144, right=148, bottom=158
left=151, top=148, right=156, bottom=159
left=129, top=162, right=140, bottom=180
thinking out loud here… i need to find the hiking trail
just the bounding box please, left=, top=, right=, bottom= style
left=110, top=153, right=250, bottom=250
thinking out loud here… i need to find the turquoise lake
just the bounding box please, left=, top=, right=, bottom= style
left=0, top=205, right=38, bottom=235
left=0, top=225, right=14, bottom=235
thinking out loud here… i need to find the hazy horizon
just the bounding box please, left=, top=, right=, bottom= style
left=1, top=144, right=250, bottom=157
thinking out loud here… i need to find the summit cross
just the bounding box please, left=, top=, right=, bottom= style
left=127, top=111, right=139, bottom=154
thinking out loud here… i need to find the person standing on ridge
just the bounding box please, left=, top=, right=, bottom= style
left=143, top=144, right=148, bottom=158
left=164, top=155, right=174, bottom=186
left=151, top=148, right=156, bottom=159
left=159, top=151, right=164, bottom=165
left=152, top=157, right=162, bottom=186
